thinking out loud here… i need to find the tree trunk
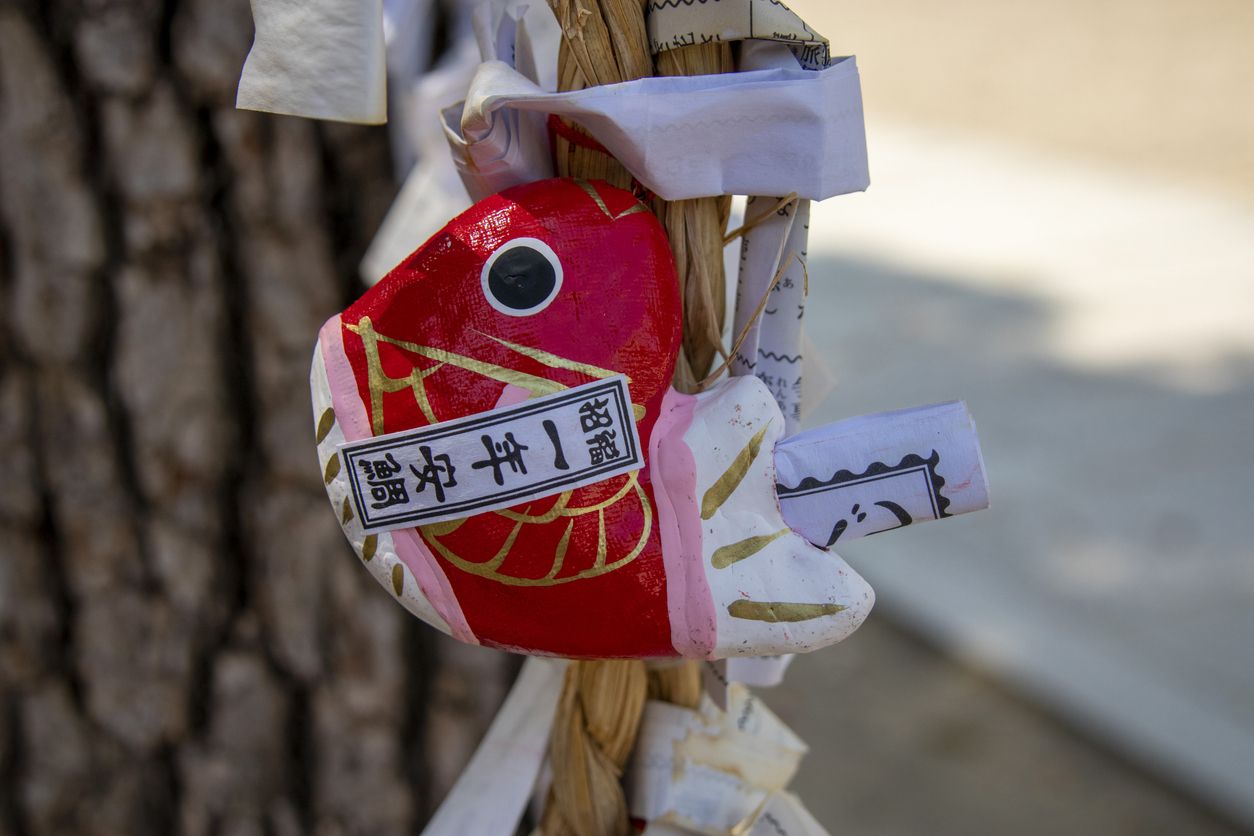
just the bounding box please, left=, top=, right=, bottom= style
left=0, top=2, right=513, bottom=834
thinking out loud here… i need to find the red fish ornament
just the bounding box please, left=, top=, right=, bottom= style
left=312, top=178, right=873, bottom=658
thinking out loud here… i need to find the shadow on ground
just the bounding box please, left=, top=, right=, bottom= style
left=770, top=254, right=1254, bottom=835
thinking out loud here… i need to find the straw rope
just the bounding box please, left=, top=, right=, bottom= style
left=541, top=1, right=728, bottom=834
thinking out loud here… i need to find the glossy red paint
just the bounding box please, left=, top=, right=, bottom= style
left=338, top=178, right=683, bottom=657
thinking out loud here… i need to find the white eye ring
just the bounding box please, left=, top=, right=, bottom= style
left=480, top=237, right=564, bottom=317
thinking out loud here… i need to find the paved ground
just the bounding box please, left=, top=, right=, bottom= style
left=774, top=619, right=1243, bottom=836
left=761, top=1, right=1254, bottom=832
left=800, top=0, right=1254, bottom=204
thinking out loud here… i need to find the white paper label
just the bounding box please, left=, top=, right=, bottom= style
left=775, top=401, right=989, bottom=549
left=340, top=376, right=642, bottom=532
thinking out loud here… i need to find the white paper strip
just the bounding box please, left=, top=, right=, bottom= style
left=422, top=657, right=566, bottom=836
left=361, top=40, right=480, bottom=283
left=728, top=655, right=795, bottom=689
left=627, top=687, right=811, bottom=833
left=445, top=57, right=869, bottom=202
left=641, top=791, right=830, bottom=836
left=237, top=0, right=387, bottom=124
left=733, top=196, right=811, bottom=433
left=775, top=401, right=990, bottom=550
left=360, top=128, right=475, bottom=284
left=340, top=376, right=643, bottom=532
left=745, top=791, right=832, bottom=836
left=702, top=656, right=796, bottom=712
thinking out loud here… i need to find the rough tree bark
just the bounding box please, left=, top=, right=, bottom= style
left=0, top=2, right=514, bottom=834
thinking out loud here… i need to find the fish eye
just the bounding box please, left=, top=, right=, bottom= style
left=480, top=237, right=563, bottom=317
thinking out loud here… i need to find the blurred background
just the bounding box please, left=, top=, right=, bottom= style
left=783, top=0, right=1254, bottom=832
left=0, top=0, right=1251, bottom=834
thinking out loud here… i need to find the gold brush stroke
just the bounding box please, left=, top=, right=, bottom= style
left=315, top=408, right=336, bottom=444
left=351, top=317, right=566, bottom=395
left=710, top=529, right=790, bottom=569
left=573, top=178, right=650, bottom=220
left=323, top=454, right=341, bottom=485
left=362, top=535, right=377, bottom=562
left=700, top=422, right=771, bottom=520
left=351, top=316, right=442, bottom=430
left=478, top=333, right=647, bottom=421
left=350, top=317, right=564, bottom=432
left=420, top=518, right=466, bottom=538
left=349, top=318, right=649, bottom=432
left=727, top=600, right=847, bottom=623
left=545, top=520, right=575, bottom=580
left=483, top=519, right=527, bottom=573
left=479, top=332, right=624, bottom=381
left=425, top=476, right=652, bottom=586
left=593, top=509, right=607, bottom=569
left=558, top=473, right=636, bottom=514
left=495, top=491, right=573, bottom=524
left=341, top=496, right=353, bottom=525
left=491, top=470, right=635, bottom=523
left=391, top=563, right=405, bottom=595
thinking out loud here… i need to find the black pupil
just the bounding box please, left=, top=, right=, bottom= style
left=487, top=246, right=556, bottom=311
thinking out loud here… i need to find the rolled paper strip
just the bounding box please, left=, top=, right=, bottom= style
left=775, top=401, right=990, bottom=549
left=732, top=196, right=811, bottom=433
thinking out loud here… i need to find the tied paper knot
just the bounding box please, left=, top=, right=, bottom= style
left=626, top=684, right=831, bottom=835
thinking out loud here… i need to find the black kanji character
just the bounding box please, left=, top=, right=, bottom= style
left=471, top=432, right=529, bottom=486
left=360, top=453, right=410, bottom=509
left=578, top=397, right=614, bottom=433
left=542, top=419, right=569, bottom=470
left=360, top=452, right=402, bottom=482
left=409, top=445, right=457, bottom=503
left=586, top=429, right=620, bottom=465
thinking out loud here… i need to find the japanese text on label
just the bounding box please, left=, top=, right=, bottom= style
left=340, top=376, right=642, bottom=532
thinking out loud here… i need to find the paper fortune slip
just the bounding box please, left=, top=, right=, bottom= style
left=339, top=376, right=642, bottom=532
left=775, top=401, right=989, bottom=548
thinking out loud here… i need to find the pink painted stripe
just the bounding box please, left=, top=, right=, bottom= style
left=318, top=317, right=477, bottom=644
left=494, top=384, right=532, bottom=409
left=650, top=388, right=716, bottom=658
left=317, top=316, right=373, bottom=441
left=389, top=529, right=477, bottom=645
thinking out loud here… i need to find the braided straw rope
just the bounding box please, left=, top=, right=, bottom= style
left=540, top=1, right=729, bottom=833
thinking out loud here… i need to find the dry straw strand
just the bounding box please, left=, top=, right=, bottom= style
left=541, top=1, right=727, bottom=834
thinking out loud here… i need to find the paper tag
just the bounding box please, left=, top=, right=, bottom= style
left=732, top=196, right=811, bottom=434
left=340, top=376, right=642, bottom=532
left=422, top=657, right=567, bottom=836
left=647, top=0, right=831, bottom=70
left=775, top=401, right=989, bottom=549
left=627, top=687, right=809, bottom=832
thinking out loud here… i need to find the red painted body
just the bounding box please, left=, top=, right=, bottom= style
left=338, top=179, right=682, bottom=657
